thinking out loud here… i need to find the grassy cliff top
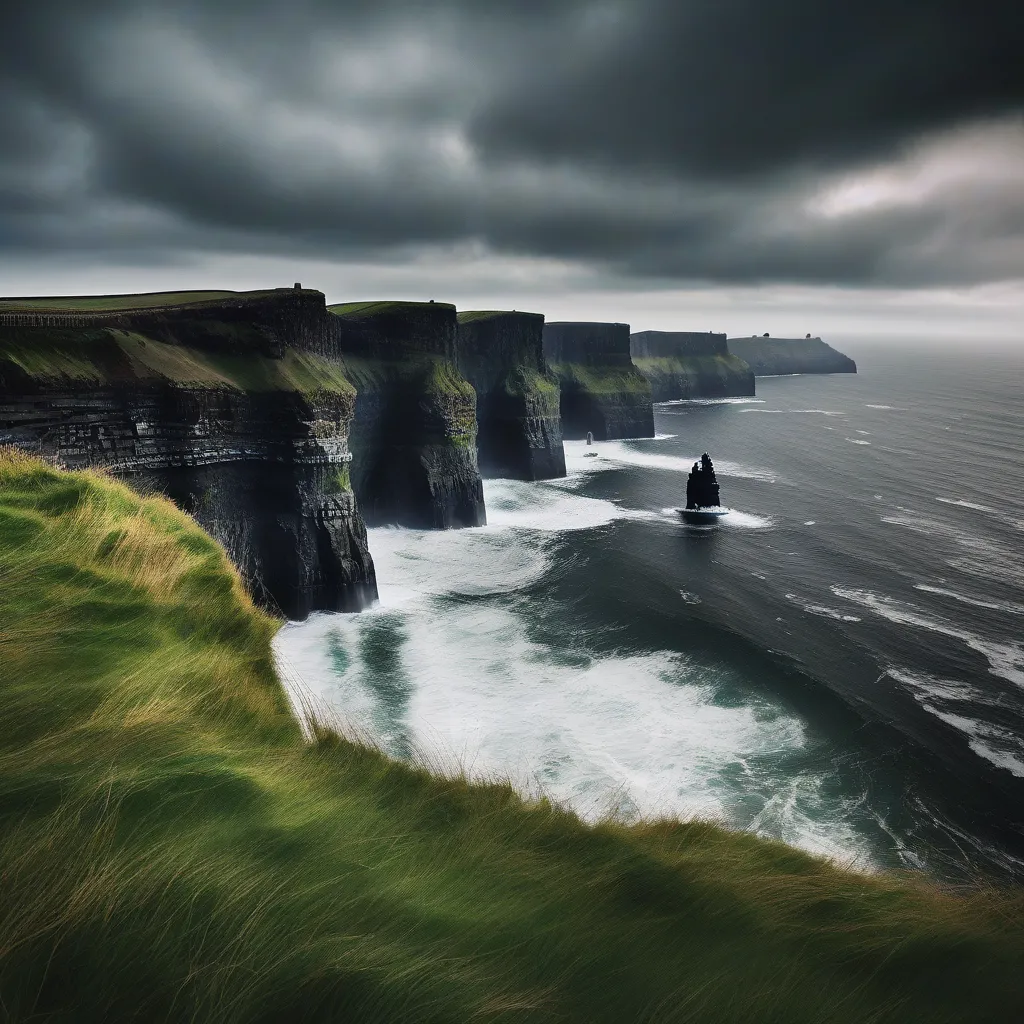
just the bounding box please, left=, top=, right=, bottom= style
left=0, top=326, right=353, bottom=396
left=456, top=309, right=544, bottom=324
left=633, top=353, right=752, bottom=371
left=0, top=287, right=323, bottom=313
left=1, top=453, right=1023, bottom=1022
left=328, top=299, right=456, bottom=318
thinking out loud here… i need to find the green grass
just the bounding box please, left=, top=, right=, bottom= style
left=550, top=361, right=652, bottom=396
left=456, top=310, right=543, bottom=324
left=328, top=300, right=456, bottom=319
left=0, top=289, right=311, bottom=312
left=0, top=327, right=354, bottom=397
left=632, top=354, right=750, bottom=376
left=2, top=450, right=1024, bottom=1022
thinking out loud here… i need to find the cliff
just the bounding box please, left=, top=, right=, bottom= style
left=726, top=336, right=857, bottom=376
left=630, top=331, right=755, bottom=401
left=327, top=301, right=486, bottom=528
left=456, top=310, right=565, bottom=480
left=0, top=288, right=377, bottom=619
left=541, top=322, right=654, bottom=440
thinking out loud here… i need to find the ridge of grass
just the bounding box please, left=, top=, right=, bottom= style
left=0, top=288, right=321, bottom=312
left=0, top=327, right=353, bottom=396
left=328, top=300, right=456, bottom=318
left=2, top=450, right=1024, bottom=1022
left=456, top=310, right=544, bottom=324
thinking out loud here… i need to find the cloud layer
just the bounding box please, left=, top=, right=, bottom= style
left=2, top=0, right=1023, bottom=289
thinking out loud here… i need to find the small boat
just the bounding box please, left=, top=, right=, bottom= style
left=679, top=452, right=729, bottom=524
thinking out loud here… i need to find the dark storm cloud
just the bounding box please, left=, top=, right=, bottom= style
left=1, top=0, right=1022, bottom=287
left=472, top=0, right=1024, bottom=178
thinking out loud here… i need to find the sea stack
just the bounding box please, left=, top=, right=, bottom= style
left=685, top=453, right=721, bottom=510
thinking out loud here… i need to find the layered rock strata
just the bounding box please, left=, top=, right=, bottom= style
left=327, top=301, right=486, bottom=529
left=0, top=289, right=377, bottom=619
left=541, top=322, right=654, bottom=440
left=726, top=336, right=857, bottom=375
left=456, top=310, right=565, bottom=480
left=630, top=331, right=755, bottom=401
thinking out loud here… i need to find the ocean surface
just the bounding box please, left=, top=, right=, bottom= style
left=275, top=343, right=1024, bottom=883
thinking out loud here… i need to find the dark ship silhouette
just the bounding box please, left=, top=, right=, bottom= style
left=680, top=452, right=729, bottom=523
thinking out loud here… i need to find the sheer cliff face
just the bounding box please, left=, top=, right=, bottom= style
left=629, top=331, right=755, bottom=402
left=328, top=302, right=486, bottom=529
left=456, top=311, right=566, bottom=481
left=0, top=292, right=377, bottom=620
left=726, top=337, right=857, bottom=376
left=541, top=322, right=654, bottom=441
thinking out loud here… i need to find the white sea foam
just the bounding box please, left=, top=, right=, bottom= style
left=855, top=430, right=871, bottom=436
left=936, top=497, right=997, bottom=513
left=804, top=521, right=816, bottom=526
left=832, top=587, right=1024, bottom=691
left=563, top=439, right=779, bottom=482
left=784, top=594, right=862, bottom=623
left=865, top=404, right=905, bottom=410
left=657, top=397, right=765, bottom=406
left=679, top=590, right=702, bottom=605
left=887, top=668, right=1024, bottom=778
left=914, top=584, right=1024, bottom=617
left=273, top=471, right=878, bottom=866
left=658, top=508, right=774, bottom=530
left=845, top=438, right=872, bottom=445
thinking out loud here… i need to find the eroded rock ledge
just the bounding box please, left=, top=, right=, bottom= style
left=630, top=331, right=755, bottom=401
left=0, top=289, right=377, bottom=619
left=541, top=322, right=654, bottom=440
left=327, top=300, right=486, bottom=529
left=456, top=310, right=565, bottom=480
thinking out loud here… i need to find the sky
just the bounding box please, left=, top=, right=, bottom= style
left=2, top=0, right=1023, bottom=341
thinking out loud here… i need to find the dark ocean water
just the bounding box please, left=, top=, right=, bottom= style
left=276, top=344, right=1024, bottom=883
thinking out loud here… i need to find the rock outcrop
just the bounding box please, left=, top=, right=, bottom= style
left=327, top=301, right=486, bottom=529
left=456, top=310, right=565, bottom=480
left=630, top=331, right=755, bottom=401
left=685, top=453, right=721, bottom=509
left=726, top=336, right=857, bottom=376
left=0, top=289, right=377, bottom=619
left=541, top=322, right=654, bottom=440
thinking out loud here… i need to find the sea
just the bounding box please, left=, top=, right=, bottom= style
left=275, top=341, right=1024, bottom=884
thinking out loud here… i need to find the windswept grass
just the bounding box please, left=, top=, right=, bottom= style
left=0, top=288, right=312, bottom=312
left=329, top=300, right=456, bottom=319
left=2, top=449, right=1024, bottom=1022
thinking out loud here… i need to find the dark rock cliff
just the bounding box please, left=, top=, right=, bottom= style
left=456, top=310, right=565, bottom=480
left=726, top=337, right=857, bottom=376
left=541, top=322, right=654, bottom=440
left=0, top=289, right=377, bottom=619
left=630, top=331, right=755, bottom=401
left=327, top=301, right=486, bottom=529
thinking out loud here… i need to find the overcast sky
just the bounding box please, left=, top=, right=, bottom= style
left=2, top=1, right=1022, bottom=340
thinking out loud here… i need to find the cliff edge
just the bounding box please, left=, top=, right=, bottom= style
left=727, top=336, right=857, bottom=376
left=630, top=331, right=755, bottom=401
left=328, top=301, right=486, bottom=529
left=0, top=288, right=377, bottom=619
left=542, top=322, right=654, bottom=440
left=456, top=310, right=565, bottom=480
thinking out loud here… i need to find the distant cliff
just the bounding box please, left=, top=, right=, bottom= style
left=726, top=337, right=857, bottom=376
left=456, top=310, right=565, bottom=480
left=327, top=301, right=486, bottom=529
left=630, top=331, right=755, bottom=401
left=542, top=322, right=654, bottom=440
left=0, top=288, right=377, bottom=619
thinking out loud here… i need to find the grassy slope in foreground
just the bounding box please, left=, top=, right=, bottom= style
left=1, top=451, right=1023, bottom=1023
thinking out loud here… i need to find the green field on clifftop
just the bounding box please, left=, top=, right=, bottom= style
left=0, top=288, right=318, bottom=312
left=2, top=451, right=1024, bottom=1023
left=0, top=326, right=353, bottom=397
